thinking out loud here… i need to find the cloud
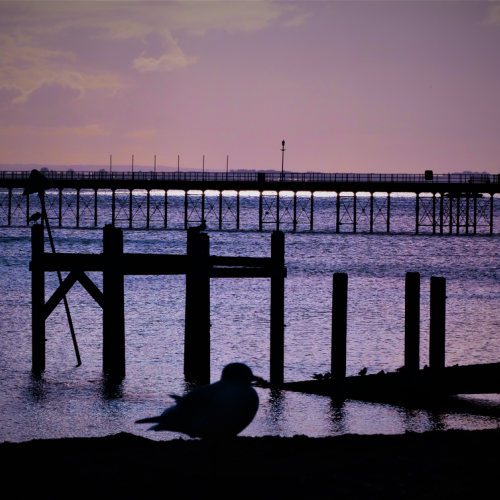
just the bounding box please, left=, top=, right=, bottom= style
left=125, top=129, right=157, bottom=139
left=0, top=124, right=110, bottom=137
left=283, top=13, right=313, bottom=28
left=485, top=3, right=500, bottom=25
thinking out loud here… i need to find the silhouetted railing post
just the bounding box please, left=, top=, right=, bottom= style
left=270, top=230, right=285, bottom=384
left=103, top=224, right=125, bottom=378
left=331, top=272, right=348, bottom=381
left=185, top=228, right=211, bottom=385
left=31, top=223, right=45, bottom=372
left=405, top=272, right=420, bottom=372
left=430, top=276, right=446, bottom=371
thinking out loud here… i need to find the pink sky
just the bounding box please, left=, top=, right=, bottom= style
left=0, top=1, right=499, bottom=173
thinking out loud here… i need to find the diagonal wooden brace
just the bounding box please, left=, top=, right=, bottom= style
left=44, top=271, right=104, bottom=320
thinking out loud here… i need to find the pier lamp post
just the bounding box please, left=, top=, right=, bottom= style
left=281, top=140, right=286, bottom=182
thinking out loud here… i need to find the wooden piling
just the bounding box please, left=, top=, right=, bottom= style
left=112, top=189, right=116, bottom=226
left=184, top=191, right=188, bottom=230
left=432, top=194, right=436, bottom=235
left=490, top=194, right=494, bottom=235
left=164, top=190, right=168, bottom=229
left=259, top=192, right=263, bottom=232
left=58, top=188, right=62, bottom=227
left=270, top=230, right=285, bottom=384
left=369, top=193, right=374, bottom=233
left=184, top=228, right=211, bottom=385
left=219, top=191, right=223, bottom=230
left=103, top=224, right=125, bottom=378
left=76, top=188, right=80, bottom=228
left=331, top=272, right=348, bottom=381
left=405, top=272, right=420, bottom=372
left=353, top=193, right=357, bottom=233
left=336, top=194, right=340, bottom=233
left=31, top=223, right=45, bottom=372
left=465, top=195, right=470, bottom=234
left=129, top=189, right=133, bottom=229
left=8, top=187, right=12, bottom=226
left=293, top=192, right=297, bottom=231
left=236, top=191, right=240, bottom=230
left=440, top=194, right=444, bottom=235
left=276, top=192, right=280, bottom=231
left=310, top=192, right=314, bottom=231
left=473, top=195, right=477, bottom=235
left=387, top=193, right=391, bottom=233
left=429, top=276, right=446, bottom=371
left=415, top=193, right=419, bottom=234
left=146, top=190, right=150, bottom=229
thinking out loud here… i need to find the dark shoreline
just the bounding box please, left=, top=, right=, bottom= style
left=2, top=428, right=499, bottom=498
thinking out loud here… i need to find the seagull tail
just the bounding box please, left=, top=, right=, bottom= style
left=135, top=416, right=161, bottom=424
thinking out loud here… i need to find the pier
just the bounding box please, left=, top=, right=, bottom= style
left=3, top=170, right=499, bottom=234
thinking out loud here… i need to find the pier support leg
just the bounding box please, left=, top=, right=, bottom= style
left=432, top=194, right=436, bottom=235
left=276, top=192, right=280, bottom=232
left=405, top=272, right=420, bottom=372
left=490, top=194, right=494, bottom=235
left=201, top=190, right=205, bottom=225
left=103, top=225, right=125, bottom=378
left=94, top=189, right=98, bottom=227
left=129, top=189, right=133, bottom=229
left=219, top=191, right=222, bottom=230
left=164, top=190, right=168, bottom=229
left=76, top=188, right=80, bottom=228
left=370, top=193, right=374, bottom=233
left=473, top=195, right=477, bottom=235
left=185, top=228, right=211, bottom=385
left=31, top=223, right=45, bottom=372
left=331, top=272, right=348, bottom=382
left=310, top=192, right=314, bottom=231
left=184, top=191, right=188, bottom=230
left=293, top=192, right=297, bottom=231
left=259, top=192, right=263, bottom=232
left=430, top=276, right=446, bottom=371
left=270, top=230, right=285, bottom=384
left=415, top=193, right=419, bottom=235
left=456, top=197, right=460, bottom=235
left=146, top=190, right=150, bottom=229
left=8, top=188, right=12, bottom=226
left=112, top=189, right=116, bottom=226
left=440, top=194, right=444, bottom=235
left=58, top=188, right=62, bottom=227
left=353, top=193, right=357, bottom=233
left=449, top=195, right=453, bottom=235
left=387, top=193, right=391, bottom=233
left=236, top=191, right=240, bottom=230
left=465, top=195, right=469, bottom=234
left=336, top=194, right=340, bottom=233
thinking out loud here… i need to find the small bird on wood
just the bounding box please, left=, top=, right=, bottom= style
left=358, top=367, right=367, bottom=376
left=28, top=212, right=42, bottom=223
left=136, top=363, right=261, bottom=438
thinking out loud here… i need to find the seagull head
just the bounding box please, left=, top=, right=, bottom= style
left=221, top=363, right=263, bottom=385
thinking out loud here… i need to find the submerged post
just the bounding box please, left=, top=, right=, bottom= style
left=270, top=230, right=285, bottom=384
left=331, top=272, right=348, bottom=381
left=429, top=276, right=446, bottom=371
left=405, top=272, right=420, bottom=372
left=31, top=223, right=45, bottom=372
left=185, top=228, right=211, bottom=385
left=103, top=224, right=125, bottom=378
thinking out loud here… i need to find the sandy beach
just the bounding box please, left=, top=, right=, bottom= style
left=1, top=428, right=498, bottom=498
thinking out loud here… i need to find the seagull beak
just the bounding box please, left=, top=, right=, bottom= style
left=251, top=375, right=268, bottom=387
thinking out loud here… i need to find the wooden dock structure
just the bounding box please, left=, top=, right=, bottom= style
left=4, top=170, right=499, bottom=234
left=30, top=224, right=287, bottom=384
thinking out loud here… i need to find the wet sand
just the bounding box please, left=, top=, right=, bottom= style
left=1, top=428, right=498, bottom=498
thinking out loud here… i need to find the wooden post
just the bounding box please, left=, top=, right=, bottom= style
left=103, top=225, right=125, bottom=378
left=94, top=189, right=98, bottom=227
left=465, top=195, right=470, bottom=234
left=76, top=188, right=80, bottom=228
left=259, top=192, right=263, bottom=232
left=310, top=192, right=314, bottom=231
left=184, top=191, right=188, bottom=230
left=449, top=195, right=453, bottom=234
left=201, top=190, right=205, bottom=224
left=369, top=192, right=374, bottom=233
left=405, top=272, right=420, bottom=372
left=184, top=228, right=211, bottom=385
left=236, top=191, right=240, bottom=230
left=31, top=223, right=45, bottom=372
left=270, top=230, right=285, bottom=384
left=429, top=276, right=446, bottom=371
left=276, top=192, right=280, bottom=231
left=331, top=272, right=348, bottom=381
left=456, top=196, right=460, bottom=235
left=146, top=189, right=150, bottom=229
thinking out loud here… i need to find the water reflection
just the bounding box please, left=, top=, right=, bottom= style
left=100, top=375, right=124, bottom=400
left=25, top=372, right=48, bottom=403
left=328, top=400, right=346, bottom=434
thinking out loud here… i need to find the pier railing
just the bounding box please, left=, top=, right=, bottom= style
left=1, top=170, right=498, bottom=184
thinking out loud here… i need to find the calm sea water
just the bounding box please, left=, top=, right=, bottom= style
left=1, top=192, right=500, bottom=442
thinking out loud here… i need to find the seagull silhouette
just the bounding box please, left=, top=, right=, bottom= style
left=136, top=363, right=261, bottom=438
left=28, top=212, right=42, bottom=223
left=358, top=367, right=367, bottom=376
